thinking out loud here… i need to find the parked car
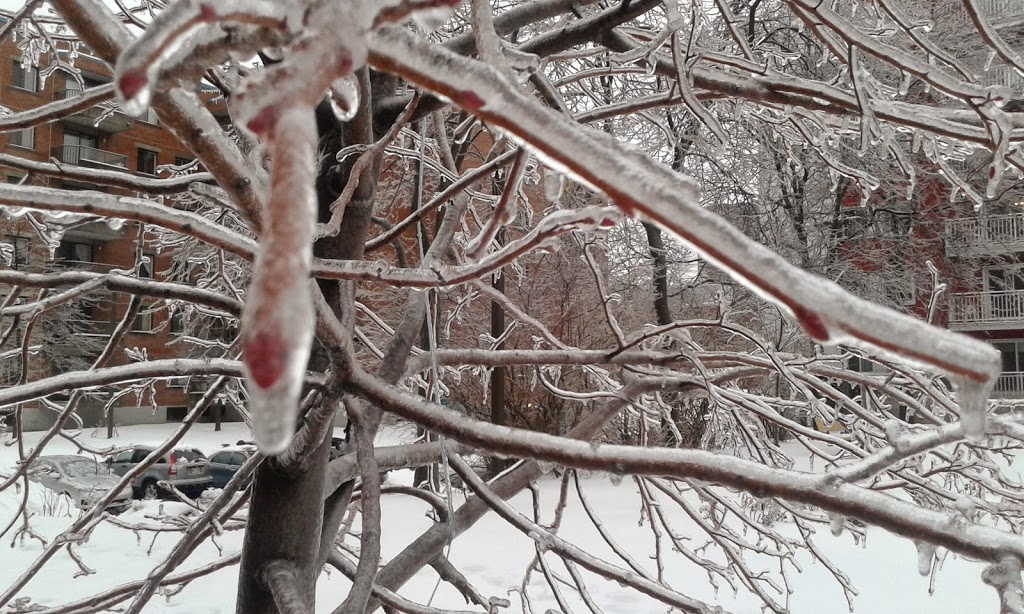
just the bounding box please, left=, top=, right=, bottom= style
left=105, top=445, right=212, bottom=500
left=208, top=444, right=257, bottom=489
left=28, top=455, right=132, bottom=513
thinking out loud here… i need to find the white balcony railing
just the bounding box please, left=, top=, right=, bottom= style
left=995, top=372, right=1024, bottom=399
left=51, top=144, right=128, bottom=169
left=948, top=290, right=1024, bottom=329
left=946, top=213, right=1024, bottom=256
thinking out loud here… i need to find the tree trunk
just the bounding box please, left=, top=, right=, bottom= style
left=488, top=263, right=507, bottom=478
left=236, top=72, right=379, bottom=614
left=235, top=436, right=332, bottom=613
left=643, top=222, right=672, bottom=328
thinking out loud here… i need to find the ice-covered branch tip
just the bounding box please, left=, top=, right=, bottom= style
left=113, top=0, right=303, bottom=115
left=239, top=106, right=317, bottom=455
left=112, top=0, right=463, bottom=123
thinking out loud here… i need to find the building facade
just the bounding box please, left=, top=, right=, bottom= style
left=0, top=12, right=234, bottom=430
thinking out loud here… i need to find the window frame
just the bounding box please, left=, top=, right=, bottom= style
left=8, top=127, right=34, bottom=150
left=11, top=60, right=38, bottom=92
left=136, top=147, right=158, bottom=176
left=1, top=235, right=29, bottom=270
left=57, top=240, right=95, bottom=265
left=131, top=302, right=156, bottom=333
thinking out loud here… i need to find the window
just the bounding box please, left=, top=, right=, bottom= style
left=0, top=354, right=21, bottom=386
left=9, top=127, right=34, bottom=150
left=174, top=156, right=193, bottom=167
left=6, top=174, right=24, bottom=184
left=61, top=75, right=107, bottom=98
left=57, top=240, right=94, bottom=265
left=170, top=311, right=185, bottom=334
left=210, top=451, right=232, bottom=465
left=61, top=131, right=98, bottom=165
left=11, top=60, right=37, bottom=92
left=849, top=356, right=887, bottom=375
left=136, top=148, right=158, bottom=175
left=167, top=377, right=188, bottom=389
left=140, top=107, right=159, bottom=125
left=1, top=236, right=29, bottom=269
left=132, top=303, right=155, bottom=333
left=166, top=406, right=188, bottom=422
left=140, top=254, right=155, bottom=278
left=993, top=342, right=1024, bottom=396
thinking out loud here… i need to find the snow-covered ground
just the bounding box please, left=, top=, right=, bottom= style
left=0, top=423, right=999, bottom=613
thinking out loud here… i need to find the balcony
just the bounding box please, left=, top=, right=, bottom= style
left=995, top=372, right=1024, bottom=399
left=55, top=89, right=134, bottom=133
left=946, top=212, right=1024, bottom=257
left=949, top=290, right=1024, bottom=330
left=56, top=260, right=119, bottom=274
left=51, top=144, right=128, bottom=170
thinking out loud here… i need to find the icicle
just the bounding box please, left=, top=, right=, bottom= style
left=899, top=73, right=912, bottom=97
left=958, top=374, right=996, bottom=442
left=829, top=513, right=846, bottom=537
left=926, top=548, right=949, bottom=596
left=985, top=50, right=997, bottom=73
left=609, top=471, right=624, bottom=486
left=328, top=75, right=360, bottom=122
left=543, top=168, right=565, bottom=203
left=916, top=541, right=936, bottom=577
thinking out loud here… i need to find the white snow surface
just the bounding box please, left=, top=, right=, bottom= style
left=0, top=423, right=1001, bottom=613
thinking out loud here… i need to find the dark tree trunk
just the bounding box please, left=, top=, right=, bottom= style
left=235, top=436, right=333, bottom=613
left=236, top=72, right=380, bottom=614
left=643, top=222, right=672, bottom=328
left=488, top=251, right=507, bottom=478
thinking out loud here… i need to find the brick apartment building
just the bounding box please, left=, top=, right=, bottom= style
left=0, top=11, right=234, bottom=430
left=835, top=0, right=1024, bottom=406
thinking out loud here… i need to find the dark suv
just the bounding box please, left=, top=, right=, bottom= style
left=105, top=445, right=212, bottom=500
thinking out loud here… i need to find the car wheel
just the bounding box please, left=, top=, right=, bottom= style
left=141, top=480, right=160, bottom=501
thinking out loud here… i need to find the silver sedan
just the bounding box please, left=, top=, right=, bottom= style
left=29, top=455, right=133, bottom=513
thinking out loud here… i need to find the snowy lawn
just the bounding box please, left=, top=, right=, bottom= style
left=0, top=423, right=998, bottom=613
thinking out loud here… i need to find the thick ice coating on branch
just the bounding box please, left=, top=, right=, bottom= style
left=239, top=106, right=317, bottom=455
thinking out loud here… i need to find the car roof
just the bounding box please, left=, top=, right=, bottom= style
left=36, top=455, right=98, bottom=463
left=213, top=445, right=256, bottom=455
left=128, top=444, right=203, bottom=453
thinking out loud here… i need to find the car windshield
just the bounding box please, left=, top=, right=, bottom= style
left=174, top=448, right=206, bottom=462
left=58, top=458, right=104, bottom=478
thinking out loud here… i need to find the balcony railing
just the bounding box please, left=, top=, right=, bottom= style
left=949, top=289, right=1024, bottom=330
left=946, top=213, right=1024, bottom=256
left=51, top=144, right=128, bottom=169
left=56, top=260, right=119, bottom=274
left=55, top=89, right=134, bottom=133
left=995, top=372, right=1024, bottom=399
